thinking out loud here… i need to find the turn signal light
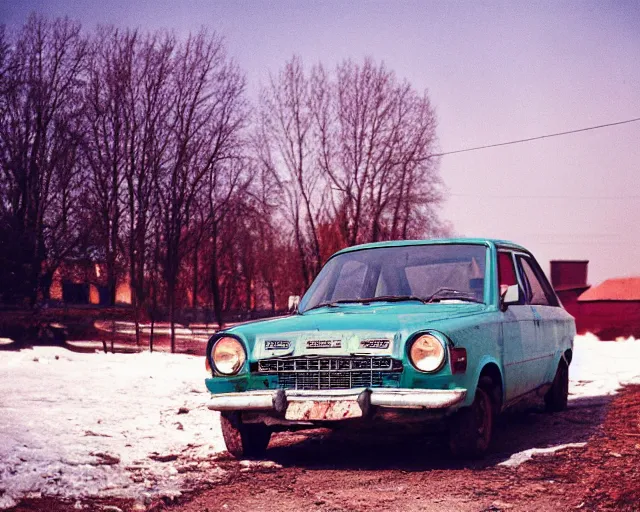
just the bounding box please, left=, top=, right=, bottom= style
left=450, top=347, right=467, bottom=374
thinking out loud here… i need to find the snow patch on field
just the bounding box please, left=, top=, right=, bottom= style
left=0, top=347, right=225, bottom=509
left=498, top=442, right=587, bottom=467
left=570, top=333, right=640, bottom=398
left=501, top=333, right=640, bottom=468
left=1, top=333, right=639, bottom=506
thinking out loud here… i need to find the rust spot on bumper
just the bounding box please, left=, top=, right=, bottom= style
left=285, top=399, right=363, bottom=421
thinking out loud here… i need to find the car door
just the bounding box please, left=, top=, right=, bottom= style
left=498, top=250, right=537, bottom=401
left=515, top=254, right=564, bottom=384
left=516, top=254, right=556, bottom=390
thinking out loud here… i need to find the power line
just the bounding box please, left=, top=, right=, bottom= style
left=433, top=116, right=640, bottom=156
left=526, top=233, right=623, bottom=238
left=450, top=193, right=640, bottom=199
left=534, top=240, right=636, bottom=246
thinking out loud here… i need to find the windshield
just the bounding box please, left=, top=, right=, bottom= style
left=299, top=244, right=487, bottom=312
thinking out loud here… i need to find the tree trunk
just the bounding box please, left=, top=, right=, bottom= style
left=293, top=216, right=310, bottom=289
left=268, top=282, right=276, bottom=315
left=210, top=227, right=224, bottom=329
left=192, top=238, right=199, bottom=308
left=149, top=317, right=155, bottom=353
left=245, top=274, right=252, bottom=313
left=134, top=305, right=141, bottom=347
left=149, top=228, right=160, bottom=353
left=169, top=285, right=176, bottom=353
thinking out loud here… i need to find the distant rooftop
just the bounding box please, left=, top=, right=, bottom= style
left=579, top=277, right=640, bottom=302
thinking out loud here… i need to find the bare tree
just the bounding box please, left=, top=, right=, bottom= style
left=258, top=56, right=445, bottom=294
left=317, top=58, right=442, bottom=245
left=40, top=114, right=90, bottom=298
left=251, top=157, right=285, bottom=314
left=147, top=201, right=163, bottom=352
left=199, top=57, right=248, bottom=328
left=84, top=27, right=136, bottom=305
left=385, top=84, right=443, bottom=239
left=157, top=30, right=247, bottom=351
left=1, top=17, right=448, bottom=331
left=203, top=157, right=251, bottom=328
left=258, top=56, right=325, bottom=289
left=0, top=15, right=88, bottom=305
left=121, top=32, right=175, bottom=344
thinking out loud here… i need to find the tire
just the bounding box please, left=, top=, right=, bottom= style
left=220, top=411, right=272, bottom=459
left=545, top=360, right=569, bottom=412
left=449, top=384, right=494, bottom=458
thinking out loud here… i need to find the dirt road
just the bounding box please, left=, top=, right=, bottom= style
left=13, top=385, right=639, bottom=512
left=172, top=387, right=639, bottom=512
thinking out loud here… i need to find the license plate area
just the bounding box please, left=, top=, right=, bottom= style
left=285, top=399, right=363, bottom=421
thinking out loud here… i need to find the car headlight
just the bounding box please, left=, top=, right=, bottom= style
left=409, top=333, right=445, bottom=372
left=211, top=336, right=246, bottom=375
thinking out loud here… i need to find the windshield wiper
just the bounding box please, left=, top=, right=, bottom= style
left=302, top=299, right=364, bottom=312
left=357, top=295, right=430, bottom=305
left=425, top=287, right=483, bottom=304
left=303, top=295, right=431, bottom=313
left=304, top=296, right=429, bottom=312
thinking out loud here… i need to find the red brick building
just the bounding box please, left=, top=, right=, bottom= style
left=49, top=260, right=131, bottom=306
left=550, top=260, right=590, bottom=320
left=577, top=278, right=640, bottom=338
left=551, top=260, right=640, bottom=339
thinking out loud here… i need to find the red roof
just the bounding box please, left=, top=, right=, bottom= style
left=554, top=284, right=590, bottom=293
left=578, top=277, right=640, bottom=302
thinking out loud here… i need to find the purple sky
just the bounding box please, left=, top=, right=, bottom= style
left=2, top=1, right=639, bottom=285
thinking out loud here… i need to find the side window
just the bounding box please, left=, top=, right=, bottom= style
left=497, top=251, right=518, bottom=298
left=332, top=260, right=368, bottom=300
left=517, top=256, right=552, bottom=306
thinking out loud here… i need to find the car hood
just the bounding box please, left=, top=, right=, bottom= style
left=224, top=303, right=488, bottom=360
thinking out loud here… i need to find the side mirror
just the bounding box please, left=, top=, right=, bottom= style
left=288, top=295, right=300, bottom=313
left=501, top=284, right=520, bottom=310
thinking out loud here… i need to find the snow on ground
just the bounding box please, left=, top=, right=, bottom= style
left=497, top=333, right=640, bottom=468
left=570, top=333, right=640, bottom=398
left=0, top=347, right=226, bottom=509
left=498, top=442, right=588, bottom=468
left=0, top=333, right=639, bottom=508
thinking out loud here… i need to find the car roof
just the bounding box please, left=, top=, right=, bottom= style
left=332, top=237, right=528, bottom=257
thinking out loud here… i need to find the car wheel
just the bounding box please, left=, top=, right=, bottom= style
left=220, top=411, right=272, bottom=459
left=449, top=384, right=494, bottom=458
left=545, top=360, right=569, bottom=412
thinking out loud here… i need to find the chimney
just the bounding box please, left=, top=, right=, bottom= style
left=550, top=260, right=589, bottom=289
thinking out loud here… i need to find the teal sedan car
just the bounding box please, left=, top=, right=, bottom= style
left=205, top=239, right=575, bottom=458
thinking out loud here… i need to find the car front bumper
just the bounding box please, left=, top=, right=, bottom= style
left=207, top=388, right=467, bottom=421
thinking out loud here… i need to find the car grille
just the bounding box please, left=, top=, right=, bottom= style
left=256, top=356, right=403, bottom=390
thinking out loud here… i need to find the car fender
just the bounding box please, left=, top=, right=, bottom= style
left=554, top=334, right=574, bottom=371
left=465, top=354, right=505, bottom=409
